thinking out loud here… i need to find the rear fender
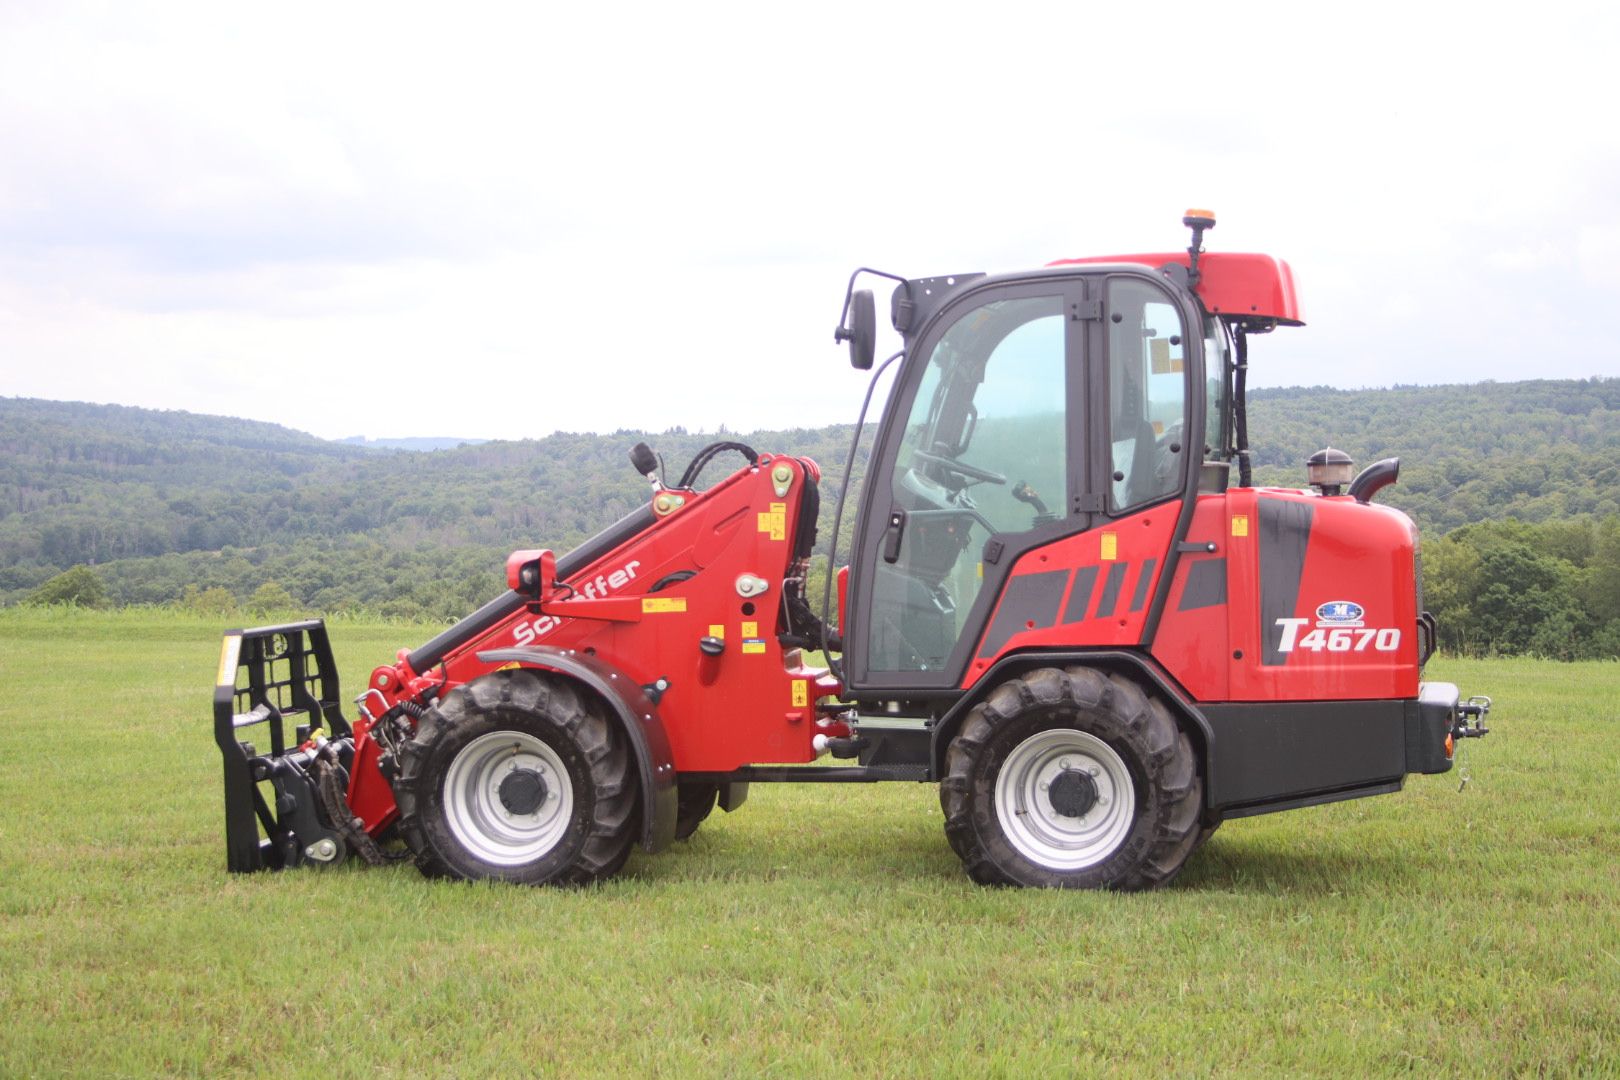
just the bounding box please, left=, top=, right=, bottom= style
left=929, top=649, right=1214, bottom=799
left=477, top=646, right=678, bottom=853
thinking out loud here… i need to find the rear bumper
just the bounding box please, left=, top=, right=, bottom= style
left=1406, top=681, right=1492, bottom=775
left=1406, top=682, right=1459, bottom=775
left=1201, top=683, right=1492, bottom=816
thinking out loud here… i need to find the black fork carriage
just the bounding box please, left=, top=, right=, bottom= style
left=213, top=620, right=356, bottom=872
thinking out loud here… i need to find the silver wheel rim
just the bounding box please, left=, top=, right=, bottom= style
left=994, top=728, right=1135, bottom=871
left=443, top=730, right=573, bottom=866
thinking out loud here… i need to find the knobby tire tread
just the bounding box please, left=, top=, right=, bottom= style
left=940, top=666, right=1203, bottom=890
left=393, top=669, right=637, bottom=886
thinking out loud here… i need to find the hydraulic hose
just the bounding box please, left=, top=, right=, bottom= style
left=677, top=441, right=759, bottom=489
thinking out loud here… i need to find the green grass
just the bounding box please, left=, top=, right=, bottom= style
left=1, top=608, right=1615, bottom=1077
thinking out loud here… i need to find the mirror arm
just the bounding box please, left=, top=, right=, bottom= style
left=835, top=266, right=907, bottom=331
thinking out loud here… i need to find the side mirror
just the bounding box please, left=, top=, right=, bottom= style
left=835, top=288, right=876, bottom=370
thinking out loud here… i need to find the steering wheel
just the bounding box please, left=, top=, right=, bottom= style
left=912, top=449, right=1007, bottom=487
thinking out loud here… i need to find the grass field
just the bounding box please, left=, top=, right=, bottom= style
left=1, top=608, right=1616, bottom=1077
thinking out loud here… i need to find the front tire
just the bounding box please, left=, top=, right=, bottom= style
left=941, top=667, right=1201, bottom=890
left=394, top=670, right=637, bottom=885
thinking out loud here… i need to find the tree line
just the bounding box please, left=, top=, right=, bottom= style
left=5, top=379, right=1618, bottom=658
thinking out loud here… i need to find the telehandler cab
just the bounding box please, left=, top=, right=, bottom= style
left=213, top=211, right=1489, bottom=890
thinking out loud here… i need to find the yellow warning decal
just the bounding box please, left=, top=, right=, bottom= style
left=1100, top=532, right=1118, bottom=561
left=216, top=634, right=241, bottom=688
left=708, top=623, right=725, bottom=639
left=496, top=661, right=522, bottom=671
left=791, top=680, right=809, bottom=707
left=1232, top=515, right=1249, bottom=538
left=642, top=597, right=687, bottom=613
left=1150, top=338, right=1184, bottom=374
left=757, top=502, right=787, bottom=541
left=742, top=639, right=767, bottom=655
left=741, top=621, right=758, bottom=637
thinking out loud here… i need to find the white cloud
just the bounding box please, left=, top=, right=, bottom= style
left=1577, top=224, right=1620, bottom=292
left=1, top=0, right=1618, bottom=440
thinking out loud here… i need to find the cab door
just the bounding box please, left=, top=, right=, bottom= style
left=844, top=281, right=1089, bottom=692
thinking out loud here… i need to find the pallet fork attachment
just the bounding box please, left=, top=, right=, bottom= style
left=213, top=620, right=354, bottom=873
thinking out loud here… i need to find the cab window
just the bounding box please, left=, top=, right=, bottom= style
left=1108, top=280, right=1188, bottom=511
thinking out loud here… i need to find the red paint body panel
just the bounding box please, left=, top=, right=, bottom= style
left=964, top=507, right=1179, bottom=690
left=1230, top=490, right=1418, bottom=701
left=450, top=459, right=826, bottom=771
left=1154, top=490, right=1420, bottom=703
left=973, top=488, right=1420, bottom=705
left=1046, top=251, right=1302, bottom=325
left=345, top=723, right=399, bottom=833
left=837, top=564, right=849, bottom=637
left=1149, top=497, right=1231, bottom=701
left=361, top=458, right=831, bottom=784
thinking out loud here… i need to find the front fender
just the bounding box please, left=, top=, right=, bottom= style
left=477, top=646, right=677, bottom=854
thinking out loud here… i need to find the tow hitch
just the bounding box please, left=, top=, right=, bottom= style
left=1453, top=695, right=1492, bottom=740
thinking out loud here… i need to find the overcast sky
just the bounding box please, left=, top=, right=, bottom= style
left=2, top=1, right=1616, bottom=442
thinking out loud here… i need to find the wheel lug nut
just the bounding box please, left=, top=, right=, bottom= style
left=1059, top=758, right=1071, bottom=770
left=1087, top=766, right=1099, bottom=777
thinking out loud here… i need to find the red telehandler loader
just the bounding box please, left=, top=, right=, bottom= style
left=213, top=212, right=1489, bottom=889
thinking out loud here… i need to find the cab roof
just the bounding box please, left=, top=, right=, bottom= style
left=1046, top=251, right=1303, bottom=326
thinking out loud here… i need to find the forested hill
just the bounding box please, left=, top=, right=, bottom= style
left=3, top=397, right=364, bottom=473
left=1245, top=379, right=1620, bottom=530
left=0, top=396, right=857, bottom=610
left=3, top=381, right=1617, bottom=651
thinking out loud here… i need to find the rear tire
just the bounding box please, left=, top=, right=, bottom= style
left=674, top=781, right=718, bottom=840
left=940, top=667, right=1201, bottom=890
left=394, top=670, right=637, bottom=885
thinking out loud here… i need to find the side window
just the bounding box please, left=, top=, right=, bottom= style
left=899, top=300, right=1066, bottom=532
left=896, top=296, right=1067, bottom=534
left=1108, top=280, right=1188, bottom=511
